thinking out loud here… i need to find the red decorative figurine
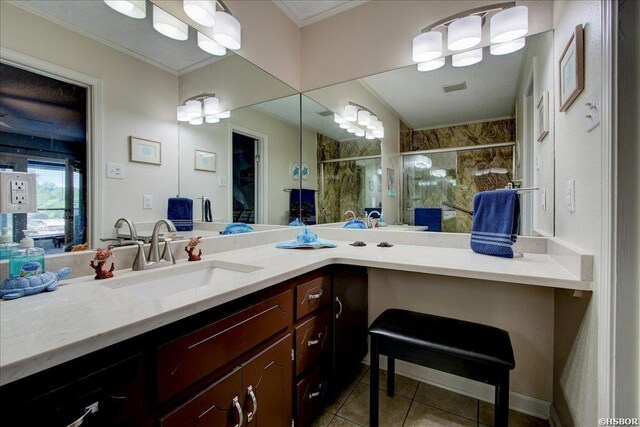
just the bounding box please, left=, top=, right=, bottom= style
left=90, top=245, right=116, bottom=279
left=185, top=236, right=203, bottom=261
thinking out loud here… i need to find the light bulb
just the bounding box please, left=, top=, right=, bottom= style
left=186, top=100, right=202, bottom=118
left=197, top=32, right=226, bottom=56
left=490, top=38, right=526, bottom=55
left=104, top=0, right=146, bottom=19
left=183, top=0, right=216, bottom=27
left=213, top=11, right=241, bottom=50
left=417, top=57, right=446, bottom=72
left=153, top=5, right=188, bottom=41
left=344, top=105, right=358, bottom=122
left=412, top=31, right=442, bottom=62
left=490, top=6, right=528, bottom=43
left=357, top=110, right=371, bottom=126
left=452, top=48, right=483, bottom=67
left=448, top=15, right=481, bottom=51
left=177, top=105, right=189, bottom=122
left=203, top=96, right=220, bottom=115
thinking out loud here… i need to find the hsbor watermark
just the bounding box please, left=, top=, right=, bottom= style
left=598, top=418, right=639, bottom=426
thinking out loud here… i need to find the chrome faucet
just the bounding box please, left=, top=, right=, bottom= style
left=108, top=218, right=139, bottom=245
left=343, top=210, right=357, bottom=221
left=132, top=219, right=177, bottom=271
left=366, top=210, right=381, bottom=228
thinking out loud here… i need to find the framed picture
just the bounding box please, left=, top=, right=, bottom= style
left=301, top=162, right=310, bottom=181
left=130, top=137, right=161, bottom=165
left=194, top=149, right=216, bottom=172
left=290, top=162, right=300, bottom=180
left=536, top=90, right=549, bottom=142
left=559, top=24, right=584, bottom=112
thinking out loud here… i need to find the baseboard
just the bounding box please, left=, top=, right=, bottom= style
left=362, top=355, right=551, bottom=420
left=549, top=404, right=563, bottom=427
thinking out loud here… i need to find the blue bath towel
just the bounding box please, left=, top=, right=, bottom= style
left=167, top=197, right=193, bottom=231
left=470, top=190, right=520, bottom=258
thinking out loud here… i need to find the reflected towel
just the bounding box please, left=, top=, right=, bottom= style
left=167, top=197, right=193, bottom=231
left=470, top=189, right=520, bottom=258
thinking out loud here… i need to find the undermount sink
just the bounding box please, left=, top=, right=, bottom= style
left=99, top=261, right=262, bottom=300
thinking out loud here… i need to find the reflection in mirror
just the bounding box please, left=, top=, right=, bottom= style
left=304, top=30, right=554, bottom=236
left=0, top=0, right=298, bottom=252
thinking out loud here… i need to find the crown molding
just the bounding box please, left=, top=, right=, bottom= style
left=273, top=0, right=369, bottom=28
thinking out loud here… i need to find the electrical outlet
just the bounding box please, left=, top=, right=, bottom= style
left=0, top=171, right=37, bottom=213
left=106, top=162, right=124, bottom=179
left=566, top=179, right=576, bottom=212
left=218, top=176, right=228, bottom=187
left=143, top=195, right=153, bottom=209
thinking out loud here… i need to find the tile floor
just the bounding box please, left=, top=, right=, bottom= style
left=310, top=366, right=549, bottom=427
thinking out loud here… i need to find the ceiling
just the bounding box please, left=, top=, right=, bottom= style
left=360, top=45, right=526, bottom=130
left=275, top=0, right=368, bottom=27
left=13, top=0, right=228, bottom=74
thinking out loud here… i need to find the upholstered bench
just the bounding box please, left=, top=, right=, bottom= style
left=368, top=309, right=516, bottom=427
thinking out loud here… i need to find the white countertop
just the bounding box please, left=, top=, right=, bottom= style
left=0, top=239, right=591, bottom=386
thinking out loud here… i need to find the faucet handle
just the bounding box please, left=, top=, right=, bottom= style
left=132, top=241, right=147, bottom=271
left=161, top=238, right=176, bottom=264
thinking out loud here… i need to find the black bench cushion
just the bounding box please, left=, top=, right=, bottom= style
left=369, top=309, right=515, bottom=370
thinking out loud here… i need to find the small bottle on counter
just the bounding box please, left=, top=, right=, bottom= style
left=0, top=227, right=19, bottom=260
left=9, top=230, right=45, bottom=278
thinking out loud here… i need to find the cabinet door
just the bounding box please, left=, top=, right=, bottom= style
left=242, top=334, right=293, bottom=427
left=333, top=266, right=368, bottom=385
left=159, top=367, right=243, bottom=427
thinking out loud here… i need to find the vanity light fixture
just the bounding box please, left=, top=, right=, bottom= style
left=357, top=110, right=371, bottom=126
left=414, top=155, right=433, bottom=169
left=337, top=102, right=384, bottom=140
left=153, top=5, right=189, bottom=40
left=183, top=0, right=216, bottom=27
left=430, top=169, right=447, bottom=178
left=213, top=3, right=242, bottom=50
left=103, top=0, right=146, bottom=19
left=334, top=114, right=346, bottom=124
left=197, top=32, right=226, bottom=56
left=344, top=105, right=358, bottom=122
left=452, top=48, right=483, bottom=67
left=411, top=3, right=527, bottom=70
left=177, top=93, right=230, bottom=125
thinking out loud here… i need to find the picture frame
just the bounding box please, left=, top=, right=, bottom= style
left=559, top=24, right=584, bottom=112
left=130, top=137, right=161, bottom=165
left=301, top=162, right=310, bottom=181
left=194, top=149, right=216, bottom=172
left=290, top=162, right=300, bottom=180
left=536, top=90, right=549, bottom=142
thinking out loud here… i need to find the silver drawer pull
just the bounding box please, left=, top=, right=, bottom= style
left=307, top=332, right=323, bottom=346
left=233, top=396, right=244, bottom=427
left=308, top=391, right=321, bottom=399
left=246, top=385, right=258, bottom=423
left=307, top=290, right=323, bottom=301
left=66, top=402, right=99, bottom=427
left=335, top=296, right=343, bottom=319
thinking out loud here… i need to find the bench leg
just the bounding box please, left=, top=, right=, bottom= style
left=494, top=373, right=510, bottom=427
left=370, top=336, right=379, bottom=427
left=387, top=357, right=395, bottom=396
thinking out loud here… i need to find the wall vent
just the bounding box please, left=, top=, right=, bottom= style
left=317, top=110, right=333, bottom=117
left=442, top=82, right=467, bottom=93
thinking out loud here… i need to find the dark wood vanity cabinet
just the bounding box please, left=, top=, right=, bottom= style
left=0, top=265, right=369, bottom=427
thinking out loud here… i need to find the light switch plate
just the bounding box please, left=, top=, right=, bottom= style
left=218, top=176, right=228, bottom=187
left=106, top=162, right=124, bottom=179
left=584, top=87, right=601, bottom=132
left=566, top=179, right=576, bottom=212
left=143, top=195, right=153, bottom=209
left=0, top=171, right=37, bottom=213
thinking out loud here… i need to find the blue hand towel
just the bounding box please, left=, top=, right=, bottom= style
left=167, top=197, right=193, bottom=231
left=470, top=189, right=520, bottom=258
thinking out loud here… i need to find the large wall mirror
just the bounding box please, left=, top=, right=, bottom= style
left=0, top=0, right=299, bottom=254
left=303, top=30, right=555, bottom=236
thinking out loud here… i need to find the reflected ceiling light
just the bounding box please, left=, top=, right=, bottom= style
left=334, top=114, right=346, bottom=124
left=430, top=169, right=447, bottom=178
left=417, top=57, right=445, bottom=72
left=414, top=156, right=433, bottom=169
left=153, top=5, right=188, bottom=40
left=183, top=0, right=216, bottom=27
left=213, top=10, right=241, bottom=50
left=373, top=126, right=384, bottom=138
left=218, top=110, right=231, bottom=119
left=189, top=117, right=203, bottom=125
left=346, top=127, right=356, bottom=134
left=344, top=105, right=358, bottom=122
left=339, top=122, right=350, bottom=129
left=355, top=129, right=365, bottom=137
left=367, top=116, right=378, bottom=130
left=452, top=48, right=482, bottom=67
left=177, top=105, right=189, bottom=122
left=197, top=32, right=226, bottom=56
left=490, top=6, right=528, bottom=43
left=104, top=0, right=146, bottom=18
left=205, top=115, right=220, bottom=123
left=186, top=100, right=202, bottom=118
left=357, top=110, right=371, bottom=126
left=412, top=31, right=442, bottom=62
left=447, top=15, right=481, bottom=51
left=490, top=37, right=525, bottom=55
left=203, top=96, right=220, bottom=115
left=366, top=132, right=376, bottom=140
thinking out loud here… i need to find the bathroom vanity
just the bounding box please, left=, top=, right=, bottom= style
left=0, top=265, right=368, bottom=427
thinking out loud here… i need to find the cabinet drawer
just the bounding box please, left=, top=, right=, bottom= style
left=295, top=275, right=331, bottom=320
left=157, top=290, right=293, bottom=401
left=295, top=365, right=328, bottom=427
left=294, top=309, right=331, bottom=376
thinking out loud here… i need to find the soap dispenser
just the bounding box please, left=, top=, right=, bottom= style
left=0, top=227, right=19, bottom=260
left=379, top=213, right=387, bottom=227
left=9, top=230, right=45, bottom=278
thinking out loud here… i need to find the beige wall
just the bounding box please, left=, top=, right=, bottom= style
left=551, top=1, right=602, bottom=426
left=152, top=0, right=302, bottom=91
left=300, top=0, right=554, bottom=91
left=1, top=2, right=180, bottom=239
left=515, top=31, right=555, bottom=236
left=305, top=81, right=400, bottom=224
left=369, top=270, right=554, bottom=405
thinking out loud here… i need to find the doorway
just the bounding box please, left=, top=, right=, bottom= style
left=0, top=62, right=88, bottom=253
left=232, top=131, right=260, bottom=223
